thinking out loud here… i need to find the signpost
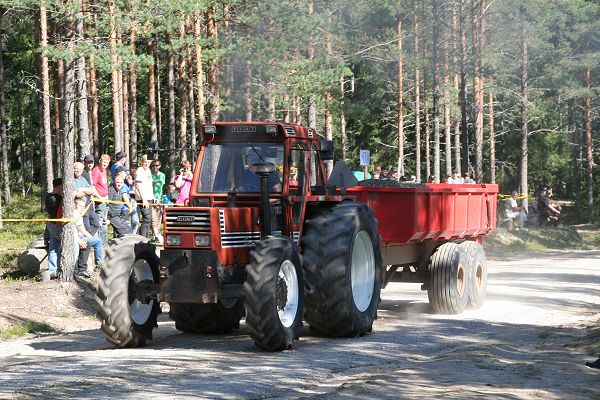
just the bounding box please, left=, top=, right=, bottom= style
left=360, top=150, right=370, bottom=180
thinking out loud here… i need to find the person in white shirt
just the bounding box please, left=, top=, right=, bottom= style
left=135, top=155, right=154, bottom=238
left=506, top=191, right=527, bottom=229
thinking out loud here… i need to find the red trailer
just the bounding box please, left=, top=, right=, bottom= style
left=96, top=122, right=498, bottom=351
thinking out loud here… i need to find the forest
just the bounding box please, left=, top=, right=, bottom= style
left=0, top=0, right=598, bottom=222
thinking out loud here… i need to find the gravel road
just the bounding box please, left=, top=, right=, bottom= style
left=1, top=249, right=599, bottom=399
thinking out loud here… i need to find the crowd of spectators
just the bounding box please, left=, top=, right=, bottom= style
left=371, top=165, right=476, bottom=184
left=44, top=152, right=189, bottom=280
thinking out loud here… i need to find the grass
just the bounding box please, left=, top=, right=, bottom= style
left=0, top=320, right=55, bottom=340
left=0, top=194, right=45, bottom=274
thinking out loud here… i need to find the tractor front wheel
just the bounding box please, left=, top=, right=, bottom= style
left=244, top=236, right=303, bottom=351
left=96, top=235, right=161, bottom=347
left=302, top=201, right=383, bottom=337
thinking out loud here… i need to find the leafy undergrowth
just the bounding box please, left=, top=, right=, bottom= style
left=484, top=224, right=596, bottom=255
left=0, top=320, right=55, bottom=340
left=0, top=194, right=45, bottom=279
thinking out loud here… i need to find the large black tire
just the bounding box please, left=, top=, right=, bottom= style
left=302, top=201, right=383, bottom=337
left=169, top=299, right=244, bottom=334
left=427, top=242, right=469, bottom=314
left=460, top=240, right=488, bottom=309
left=96, top=235, right=161, bottom=347
left=244, top=236, right=303, bottom=351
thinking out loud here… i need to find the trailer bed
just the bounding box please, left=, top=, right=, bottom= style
left=347, top=183, right=498, bottom=245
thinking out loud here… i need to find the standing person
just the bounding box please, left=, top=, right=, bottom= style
left=390, top=167, right=400, bottom=181
left=107, top=175, right=131, bottom=238
left=380, top=166, right=390, bottom=180
left=92, top=154, right=111, bottom=245
left=173, top=160, right=193, bottom=205
left=135, top=155, right=154, bottom=238
left=150, top=160, right=166, bottom=244
left=74, top=162, right=100, bottom=275
left=448, top=170, right=462, bottom=184
left=127, top=163, right=140, bottom=234
left=463, top=172, right=475, bottom=183
left=110, top=151, right=128, bottom=182
left=44, top=178, right=63, bottom=280
left=373, top=165, right=382, bottom=180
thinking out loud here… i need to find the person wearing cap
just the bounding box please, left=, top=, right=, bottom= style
left=92, top=154, right=111, bottom=245
left=538, top=188, right=561, bottom=225
left=107, top=175, right=131, bottom=238
left=110, top=151, right=128, bottom=182
left=391, top=167, right=400, bottom=181
left=135, top=155, right=154, bottom=238
left=82, top=155, right=95, bottom=185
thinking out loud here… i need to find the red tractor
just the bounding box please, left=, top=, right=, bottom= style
left=96, top=122, right=497, bottom=351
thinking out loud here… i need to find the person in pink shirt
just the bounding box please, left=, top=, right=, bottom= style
left=92, top=154, right=111, bottom=244
left=173, top=160, right=193, bottom=205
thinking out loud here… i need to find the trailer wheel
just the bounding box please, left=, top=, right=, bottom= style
left=169, top=300, right=244, bottom=334
left=302, top=201, right=383, bottom=337
left=460, top=241, right=488, bottom=309
left=244, top=236, right=303, bottom=351
left=427, top=242, right=469, bottom=314
left=96, top=235, right=160, bottom=347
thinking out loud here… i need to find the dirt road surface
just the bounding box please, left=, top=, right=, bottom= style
left=1, top=249, right=599, bottom=399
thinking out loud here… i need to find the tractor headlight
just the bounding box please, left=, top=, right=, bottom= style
left=195, top=234, right=210, bottom=247
left=166, top=234, right=181, bottom=246
left=204, top=125, right=217, bottom=134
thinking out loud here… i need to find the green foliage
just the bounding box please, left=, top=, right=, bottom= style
left=0, top=320, right=55, bottom=340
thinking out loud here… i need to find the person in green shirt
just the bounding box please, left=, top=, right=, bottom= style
left=150, top=160, right=166, bottom=245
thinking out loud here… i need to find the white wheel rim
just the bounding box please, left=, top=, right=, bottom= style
left=130, top=259, right=154, bottom=326
left=277, top=259, right=299, bottom=328
left=351, top=230, right=375, bottom=312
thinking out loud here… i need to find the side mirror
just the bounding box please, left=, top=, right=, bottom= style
left=147, top=141, right=159, bottom=160
left=320, top=140, right=334, bottom=161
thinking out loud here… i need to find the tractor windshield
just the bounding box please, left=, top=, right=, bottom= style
left=197, top=142, right=284, bottom=193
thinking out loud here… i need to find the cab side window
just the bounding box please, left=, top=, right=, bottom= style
left=310, top=145, right=325, bottom=193
left=289, top=144, right=306, bottom=196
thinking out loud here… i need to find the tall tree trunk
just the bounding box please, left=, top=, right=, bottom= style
left=472, top=0, right=484, bottom=182
left=519, top=12, right=528, bottom=197
left=167, top=34, right=177, bottom=177
left=568, top=100, right=580, bottom=209
left=489, top=90, right=495, bottom=183
left=188, top=55, right=197, bottom=154
left=147, top=38, right=158, bottom=142
left=452, top=1, right=461, bottom=175
left=443, top=31, right=452, bottom=177
left=585, top=65, right=593, bottom=222
left=122, top=73, right=130, bottom=160
left=60, top=21, right=77, bottom=281
left=178, top=19, right=188, bottom=161
left=307, top=2, right=316, bottom=129
left=40, top=0, right=53, bottom=193
left=397, top=11, right=404, bottom=176
left=129, top=14, right=138, bottom=163
left=194, top=11, right=206, bottom=126
left=244, top=62, right=253, bottom=121
left=414, top=10, right=421, bottom=182
left=424, top=76, right=431, bottom=181
left=76, top=0, right=90, bottom=158
left=432, top=0, right=441, bottom=182
left=156, top=43, right=163, bottom=141
left=0, top=13, right=10, bottom=205
left=340, top=76, right=347, bottom=162
left=325, top=25, right=333, bottom=175
left=459, top=0, right=469, bottom=175
left=109, top=0, right=123, bottom=152
left=205, top=6, right=220, bottom=123
left=87, top=55, right=99, bottom=157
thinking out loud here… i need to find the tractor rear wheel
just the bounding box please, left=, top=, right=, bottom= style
left=244, top=236, right=303, bottom=351
left=169, top=299, right=244, bottom=334
left=427, top=242, right=469, bottom=314
left=302, top=201, right=383, bottom=337
left=96, top=235, right=161, bottom=347
left=460, top=240, right=488, bottom=309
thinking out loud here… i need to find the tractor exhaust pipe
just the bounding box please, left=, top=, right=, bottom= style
left=251, top=162, right=276, bottom=238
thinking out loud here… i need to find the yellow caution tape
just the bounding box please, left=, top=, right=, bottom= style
left=498, top=194, right=528, bottom=199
